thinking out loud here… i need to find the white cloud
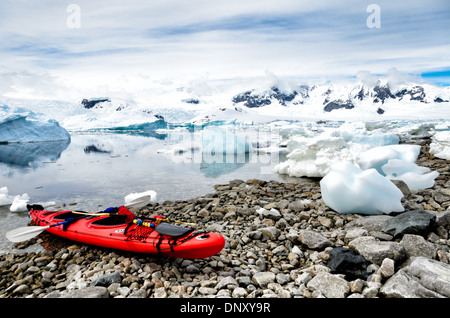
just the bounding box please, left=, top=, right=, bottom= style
left=0, top=0, right=448, bottom=94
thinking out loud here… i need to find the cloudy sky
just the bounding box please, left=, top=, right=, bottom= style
left=0, top=0, right=449, bottom=97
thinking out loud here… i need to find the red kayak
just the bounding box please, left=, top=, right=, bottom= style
left=28, top=205, right=225, bottom=259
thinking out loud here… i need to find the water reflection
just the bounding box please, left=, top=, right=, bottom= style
left=0, top=139, right=70, bottom=169
left=0, top=130, right=285, bottom=208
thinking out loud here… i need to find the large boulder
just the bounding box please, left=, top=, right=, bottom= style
left=381, top=210, right=436, bottom=238
left=381, top=257, right=450, bottom=298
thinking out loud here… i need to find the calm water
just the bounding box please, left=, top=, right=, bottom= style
left=0, top=128, right=302, bottom=253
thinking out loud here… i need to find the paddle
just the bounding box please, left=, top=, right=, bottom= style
left=6, top=195, right=151, bottom=243
left=6, top=220, right=72, bottom=243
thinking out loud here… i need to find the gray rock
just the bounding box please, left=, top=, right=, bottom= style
left=400, top=234, right=437, bottom=259
left=43, top=291, right=62, bottom=298
left=90, top=272, right=122, bottom=287
left=12, top=284, right=30, bottom=295
left=262, top=208, right=282, bottom=220
left=128, top=289, right=147, bottom=298
left=260, top=226, right=280, bottom=241
left=232, top=287, right=248, bottom=298
left=252, top=272, right=276, bottom=288
left=381, top=257, right=450, bottom=298
left=60, top=286, right=109, bottom=298
left=434, top=210, right=450, bottom=229
left=298, top=230, right=332, bottom=250
left=306, top=271, right=350, bottom=298
left=348, top=236, right=407, bottom=265
left=381, top=210, right=436, bottom=238
left=288, top=201, right=306, bottom=212
left=378, top=258, right=395, bottom=278
left=344, top=215, right=392, bottom=232
left=391, top=179, right=411, bottom=196
left=216, top=276, right=238, bottom=290
left=344, top=228, right=368, bottom=243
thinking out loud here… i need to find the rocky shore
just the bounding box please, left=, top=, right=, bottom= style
left=1, top=138, right=449, bottom=299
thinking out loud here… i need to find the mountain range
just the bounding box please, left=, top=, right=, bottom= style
left=230, top=80, right=450, bottom=114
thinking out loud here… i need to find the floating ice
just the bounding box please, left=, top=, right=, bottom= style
left=429, top=131, right=450, bottom=160
left=124, top=190, right=157, bottom=205
left=1, top=186, right=54, bottom=212
left=357, top=144, right=421, bottom=175
left=0, top=186, right=13, bottom=206
left=9, top=193, right=30, bottom=212
left=381, top=159, right=439, bottom=190
left=320, top=161, right=405, bottom=215
left=273, top=128, right=398, bottom=178
left=0, top=105, right=70, bottom=143
left=274, top=134, right=351, bottom=177
left=201, top=126, right=252, bottom=157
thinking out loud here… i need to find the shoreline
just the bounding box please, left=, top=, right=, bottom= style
left=1, top=137, right=449, bottom=299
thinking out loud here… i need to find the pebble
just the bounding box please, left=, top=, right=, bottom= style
left=1, top=138, right=450, bottom=299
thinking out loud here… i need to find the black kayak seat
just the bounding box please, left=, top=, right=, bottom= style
left=155, top=223, right=193, bottom=238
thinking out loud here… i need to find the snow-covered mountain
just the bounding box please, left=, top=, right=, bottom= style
left=1, top=73, right=450, bottom=133
left=232, top=81, right=449, bottom=111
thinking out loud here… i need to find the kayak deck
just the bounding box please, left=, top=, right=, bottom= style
left=29, top=209, right=225, bottom=259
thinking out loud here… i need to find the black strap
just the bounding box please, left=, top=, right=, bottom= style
left=156, top=235, right=164, bottom=256
left=124, top=222, right=135, bottom=236
left=62, top=218, right=81, bottom=231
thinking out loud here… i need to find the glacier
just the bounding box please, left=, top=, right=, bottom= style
left=0, top=105, right=70, bottom=143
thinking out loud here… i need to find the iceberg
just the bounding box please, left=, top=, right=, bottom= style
left=201, top=126, right=252, bottom=155
left=381, top=159, right=439, bottom=190
left=0, top=105, right=70, bottom=143
left=274, top=134, right=352, bottom=177
left=320, top=161, right=405, bottom=215
left=273, top=127, right=399, bottom=178
left=357, top=144, right=421, bottom=175
left=429, top=131, right=450, bottom=159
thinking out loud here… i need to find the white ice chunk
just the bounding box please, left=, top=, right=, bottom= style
left=0, top=186, right=13, bottom=206
left=381, top=159, right=439, bottom=190
left=357, top=144, right=421, bottom=175
left=429, top=131, right=450, bottom=159
left=124, top=190, right=157, bottom=205
left=273, top=134, right=366, bottom=177
left=320, top=161, right=404, bottom=215
left=344, top=133, right=399, bottom=147
left=9, top=193, right=30, bottom=212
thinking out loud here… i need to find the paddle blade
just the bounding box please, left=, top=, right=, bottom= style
left=6, top=225, right=50, bottom=243
left=125, top=194, right=151, bottom=212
